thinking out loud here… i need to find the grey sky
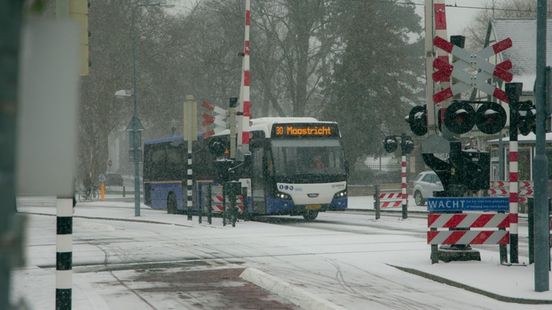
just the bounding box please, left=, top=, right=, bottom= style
left=170, top=0, right=499, bottom=37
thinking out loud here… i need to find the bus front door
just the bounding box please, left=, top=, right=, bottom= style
left=251, top=148, right=266, bottom=214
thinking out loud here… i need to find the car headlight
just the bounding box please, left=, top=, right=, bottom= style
left=275, top=192, right=291, bottom=200
left=334, top=190, right=347, bottom=198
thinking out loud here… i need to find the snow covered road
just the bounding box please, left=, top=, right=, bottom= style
left=12, top=199, right=552, bottom=309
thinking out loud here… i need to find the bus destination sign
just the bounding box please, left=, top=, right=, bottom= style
left=272, top=123, right=339, bottom=138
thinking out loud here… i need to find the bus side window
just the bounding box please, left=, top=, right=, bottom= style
left=151, top=145, right=167, bottom=179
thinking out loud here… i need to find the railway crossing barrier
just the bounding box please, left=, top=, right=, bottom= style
left=489, top=181, right=533, bottom=210
left=427, top=212, right=510, bottom=264
left=426, top=197, right=509, bottom=264
left=378, top=192, right=405, bottom=208
left=197, top=181, right=248, bottom=227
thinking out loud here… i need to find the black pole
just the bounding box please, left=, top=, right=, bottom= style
left=222, top=182, right=227, bottom=226
left=198, top=183, right=202, bottom=224
left=207, top=183, right=212, bottom=225
left=374, top=184, right=380, bottom=220
left=529, top=198, right=535, bottom=264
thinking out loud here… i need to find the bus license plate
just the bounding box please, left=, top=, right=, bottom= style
left=306, top=204, right=321, bottom=210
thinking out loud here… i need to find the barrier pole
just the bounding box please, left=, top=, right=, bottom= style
left=374, top=185, right=380, bottom=220
left=401, top=155, right=408, bottom=219
left=207, top=184, right=212, bottom=225
left=198, top=183, right=202, bottom=224
left=56, top=197, right=73, bottom=309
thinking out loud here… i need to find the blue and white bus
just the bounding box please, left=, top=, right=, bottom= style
left=143, top=117, right=348, bottom=220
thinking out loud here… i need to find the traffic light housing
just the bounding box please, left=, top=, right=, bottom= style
left=383, top=136, right=398, bottom=153
left=383, top=135, right=414, bottom=154
left=475, top=102, right=507, bottom=134
left=443, top=100, right=507, bottom=135
left=517, top=101, right=536, bottom=136
left=407, top=105, right=427, bottom=136
left=208, top=137, right=228, bottom=157
left=400, top=135, right=414, bottom=154
left=444, top=101, right=476, bottom=134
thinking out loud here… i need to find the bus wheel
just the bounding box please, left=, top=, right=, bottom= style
left=303, top=210, right=318, bottom=221
left=167, top=192, right=177, bottom=214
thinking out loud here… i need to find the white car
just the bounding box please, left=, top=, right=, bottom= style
left=412, top=171, right=444, bottom=206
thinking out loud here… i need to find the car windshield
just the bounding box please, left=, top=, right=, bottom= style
left=271, top=139, right=345, bottom=177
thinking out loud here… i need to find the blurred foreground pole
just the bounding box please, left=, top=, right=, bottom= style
left=0, top=1, right=24, bottom=309
left=534, top=0, right=550, bottom=292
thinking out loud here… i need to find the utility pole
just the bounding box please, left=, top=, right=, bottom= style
left=0, top=2, right=24, bottom=310
left=534, top=0, right=549, bottom=292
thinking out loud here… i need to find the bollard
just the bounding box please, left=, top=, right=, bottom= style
left=198, top=183, right=202, bottom=224
left=222, top=183, right=227, bottom=226
left=56, top=198, right=73, bottom=309
left=242, top=186, right=250, bottom=221
left=529, top=198, right=535, bottom=264
left=207, top=184, right=212, bottom=225
left=499, top=210, right=508, bottom=264
left=122, top=185, right=126, bottom=197
left=374, top=184, right=380, bottom=220
left=99, top=182, right=105, bottom=201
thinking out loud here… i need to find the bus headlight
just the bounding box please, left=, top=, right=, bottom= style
left=334, top=190, right=347, bottom=198
left=276, top=192, right=291, bottom=200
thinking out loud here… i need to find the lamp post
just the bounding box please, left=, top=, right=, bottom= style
left=126, top=0, right=174, bottom=216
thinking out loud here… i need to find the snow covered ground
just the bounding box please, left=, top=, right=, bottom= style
left=11, top=196, right=552, bottom=309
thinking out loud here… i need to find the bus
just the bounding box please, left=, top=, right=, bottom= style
left=143, top=117, right=348, bottom=220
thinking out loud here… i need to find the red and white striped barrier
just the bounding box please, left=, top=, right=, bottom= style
left=237, top=0, right=251, bottom=155
left=427, top=213, right=510, bottom=245
left=427, top=230, right=509, bottom=245
left=211, top=190, right=245, bottom=213
left=489, top=180, right=533, bottom=203
left=379, top=192, right=406, bottom=208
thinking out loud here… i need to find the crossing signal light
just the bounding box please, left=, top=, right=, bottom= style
left=444, top=100, right=507, bottom=135
left=475, top=102, right=507, bottom=134
left=400, top=135, right=414, bottom=154
left=407, top=105, right=427, bottom=136
left=517, top=101, right=536, bottom=136
left=383, top=136, right=398, bottom=153
left=208, top=137, right=228, bottom=156
left=444, top=101, right=476, bottom=134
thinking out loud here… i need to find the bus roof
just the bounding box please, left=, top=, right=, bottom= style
left=144, top=135, right=184, bottom=145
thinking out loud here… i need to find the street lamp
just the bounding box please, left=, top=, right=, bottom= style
left=127, top=0, right=174, bottom=216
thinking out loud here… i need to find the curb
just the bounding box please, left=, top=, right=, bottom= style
left=388, top=264, right=552, bottom=305
left=240, top=268, right=346, bottom=310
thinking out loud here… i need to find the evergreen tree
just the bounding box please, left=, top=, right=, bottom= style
left=323, top=0, right=424, bottom=164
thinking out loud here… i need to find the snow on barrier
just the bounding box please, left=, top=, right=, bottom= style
left=378, top=192, right=405, bottom=208
left=427, top=213, right=510, bottom=245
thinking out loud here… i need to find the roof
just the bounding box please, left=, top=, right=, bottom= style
left=144, top=135, right=184, bottom=145
left=492, top=18, right=552, bottom=92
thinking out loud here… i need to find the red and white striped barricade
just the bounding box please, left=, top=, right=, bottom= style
left=426, top=196, right=510, bottom=263
left=378, top=192, right=406, bottom=208
left=427, top=213, right=510, bottom=245
left=489, top=181, right=533, bottom=205
left=210, top=184, right=245, bottom=214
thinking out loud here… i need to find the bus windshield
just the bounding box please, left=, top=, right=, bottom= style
left=271, top=139, right=345, bottom=177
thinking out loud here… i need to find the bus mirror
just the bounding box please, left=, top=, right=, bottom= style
left=344, top=160, right=350, bottom=175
